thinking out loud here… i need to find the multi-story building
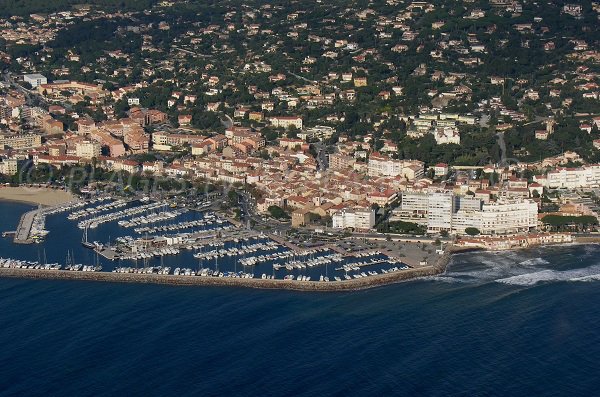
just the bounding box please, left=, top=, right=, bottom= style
left=0, top=133, right=42, bottom=149
left=332, top=207, right=375, bottom=230
left=427, top=192, right=454, bottom=233
left=23, top=73, right=47, bottom=88
left=75, top=141, right=102, bottom=159
left=395, top=192, right=538, bottom=235
left=535, top=165, right=600, bottom=189
left=268, top=116, right=303, bottom=130
left=0, top=158, right=18, bottom=175
left=367, top=152, right=424, bottom=180
left=478, top=200, right=538, bottom=235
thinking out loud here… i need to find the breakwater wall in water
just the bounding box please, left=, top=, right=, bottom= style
left=0, top=251, right=456, bottom=292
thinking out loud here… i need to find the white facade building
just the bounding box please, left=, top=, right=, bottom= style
left=268, top=116, right=303, bottom=130
left=332, top=208, right=375, bottom=230
left=0, top=158, right=18, bottom=175
left=23, top=74, right=47, bottom=88
left=367, top=153, right=424, bottom=180
left=427, top=192, right=454, bottom=233
left=535, top=165, right=600, bottom=189
left=395, top=192, right=538, bottom=235
left=75, top=141, right=102, bottom=159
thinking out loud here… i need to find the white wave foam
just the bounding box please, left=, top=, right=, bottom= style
left=518, top=258, right=550, bottom=267
left=422, top=275, right=469, bottom=284
left=496, top=264, right=600, bottom=286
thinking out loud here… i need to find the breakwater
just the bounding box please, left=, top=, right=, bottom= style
left=0, top=251, right=454, bottom=292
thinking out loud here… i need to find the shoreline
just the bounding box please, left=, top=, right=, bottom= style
left=1, top=242, right=596, bottom=290
left=0, top=187, right=76, bottom=207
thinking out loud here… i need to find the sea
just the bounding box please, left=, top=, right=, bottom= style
left=1, top=201, right=600, bottom=396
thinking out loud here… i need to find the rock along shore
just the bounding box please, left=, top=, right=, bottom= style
left=0, top=250, right=462, bottom=292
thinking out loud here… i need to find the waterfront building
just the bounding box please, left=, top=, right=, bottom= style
left=332, top=207, right=375, bottom=230
left=394, top=191, right=538, bottom=235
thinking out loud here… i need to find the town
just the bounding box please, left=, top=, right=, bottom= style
left=0, top=0, right=599, bottom=254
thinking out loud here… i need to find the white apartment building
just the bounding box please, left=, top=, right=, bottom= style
left=332, top=208, right=375, bottom=230
left=392, top=191, right=429, bottom=225
left=367, top=153, right=424, bottom=180
left=395, top=192, right=538, bottom=235
left=268, top=116, right=303, bottom=130
left=535, top=165, right=600, bottom=189
left=434, top=127, right=460, bottom=145
left=478, top=199, right=538, bottom=235
left=0, top=158, right=18, bottom=175
left=23, top=74, right=47, bottom=88
left=75, top=141, right=102, bottom=159
left=427, top=192, right=454, bottom=233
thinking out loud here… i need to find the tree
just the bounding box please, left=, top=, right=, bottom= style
left=268, top=205, right=289, bottom=220
left=465, top=227, right=480, bottom=236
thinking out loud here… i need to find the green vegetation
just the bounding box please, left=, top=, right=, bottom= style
left=541, top=215, right=598, bottom=231
left=268, top=205, right=289, bottom=220
left=377, top=220, right=425, bottom=235
left=464, top=227, right=481, bottom=236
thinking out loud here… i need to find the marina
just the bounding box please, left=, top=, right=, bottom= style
left=0, top=196, right=425, bottom=288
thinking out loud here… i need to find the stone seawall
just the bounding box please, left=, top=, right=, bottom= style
left=0, top=252, right=453, bottom=292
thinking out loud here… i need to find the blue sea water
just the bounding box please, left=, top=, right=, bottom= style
left=1, top=201, right=600, bottom=396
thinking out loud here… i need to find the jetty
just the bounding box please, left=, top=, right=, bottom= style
left=13, top=208, right=40, bottom=244
left=0, top=249, right=458, bottom=292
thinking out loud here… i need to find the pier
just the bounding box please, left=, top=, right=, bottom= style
left=13, top=208, right=40, bottom=244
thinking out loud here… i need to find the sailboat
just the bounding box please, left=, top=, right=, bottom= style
left=81, top=225, right=95, bottom=249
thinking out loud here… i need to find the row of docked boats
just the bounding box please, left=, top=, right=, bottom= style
left=237, top=246, right=334, bottom=267
left=0, top=258, right=101, bottom=272
left=68, top=199, right=128, bottom=220
left=133, top=213, right=225, bottom=234
left=118, top=208, right=187, bottom=228
left=44, top=199, right=92, bottom=216
left=271, top=253, right=344, bottom=270
left=113, top=266, right=171, bottom=275
left=118, top=247, right=181, bottom=260
left=1, top=258, right=61, bottom=270
left=193, top=240, right=281, bottom=260
left=77, top=201, right=166, bottom=229
left=111, top=266, right=255, bottom=279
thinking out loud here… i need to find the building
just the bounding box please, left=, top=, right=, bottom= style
left=0, top=158, right=18, bottom=175
left=268, top=116, right=303, bottom=130
left=75, top=141, right=101, bottom=159
left=433, top=163, right=448, bottom=177
left=535, top=165, right=600, bottom=189
left=395, top=192, right=538, bottom=235
left=23, top=74, right=47, bottom=88
left=0, top=133, right=42, bottom=149
left=427, top=192, right=454, bottom=233
left=332, top=207, right=375, bottom=230
left=367, top=152, right=424, bottom=180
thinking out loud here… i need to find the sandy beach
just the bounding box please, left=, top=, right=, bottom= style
left=0, top=186, right=76, bottom=206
